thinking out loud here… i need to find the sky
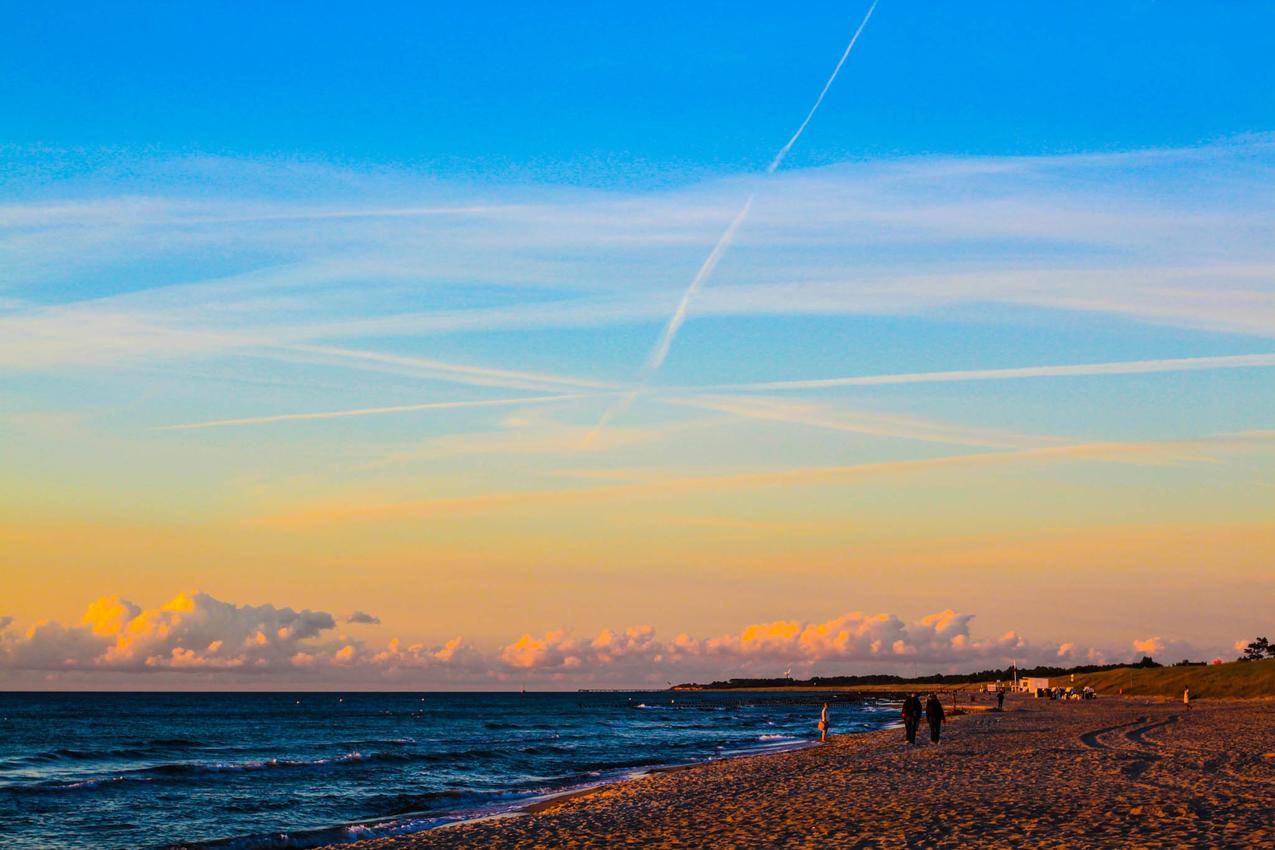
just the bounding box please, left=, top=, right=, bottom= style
left=1, top=2, right=1273, bottom=689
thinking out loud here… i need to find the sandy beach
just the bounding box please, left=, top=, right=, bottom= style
left=335, top=696, right=1274, bottom=849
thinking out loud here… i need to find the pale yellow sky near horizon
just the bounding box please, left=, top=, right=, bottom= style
left=5, top=140, right=1275, bottom=683
left=5, top=424, right=1272, bottom=658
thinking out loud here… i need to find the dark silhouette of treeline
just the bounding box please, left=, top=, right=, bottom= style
left=674, top=656, right=1164, bottom=690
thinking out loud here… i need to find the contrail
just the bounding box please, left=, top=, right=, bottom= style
left=641, top=196, right=756, bottom=380
left=584, top=1, right=880, bottom=445
left=708, top=353, right=1275, bottom=392
left=156, top=393, right=591, bottom=431
left=581, top=195, right=757, bottom=445
left=663, top=393, right=1054, bottom=449
left=768, top=0, right=880, bottom=175
left=279, top=343, right=614, bottom=392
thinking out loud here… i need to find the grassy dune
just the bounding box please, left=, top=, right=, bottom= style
left=692, top=659, right=1275, bottom=699
left=1066, top=658, right=1275, bottom=698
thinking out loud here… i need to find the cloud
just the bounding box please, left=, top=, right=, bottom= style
left=0, top=616, right=12, bottom=631
left=279, top=345, right=616, bottom=393
left=499, top=625, right=666, bottom=672
left=3, top=138, right=1274, bottom=377
left=665, top=394, right=1056, bottom=449
left=156, top=393, right=595, bottom=431
left=716, top=353, right=1275, bottom=393
left=2, top=592, right=339, bottom=672
left=1131, top=636, right=1199, bottom=660
left=696, top=609, right=1026, bottom=669
left=1131, top=636, right=1163, bottom=655
left=0, top=592, right=1227, bottom=685
left=0, top=592, right=478, bottom=681
left=258, top=430, right=1260, bottom=527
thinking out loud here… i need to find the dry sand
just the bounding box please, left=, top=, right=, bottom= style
left=336, top=696, right=1274, bottom=849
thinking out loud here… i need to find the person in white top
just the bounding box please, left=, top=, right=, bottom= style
left=818, top=703, right=830, bottom=742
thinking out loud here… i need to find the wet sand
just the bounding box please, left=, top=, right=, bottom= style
left=338, top=696, right=1274, bottom=849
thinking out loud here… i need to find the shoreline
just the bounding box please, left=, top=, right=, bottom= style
left=179, top=727, right=835, bottom=849
left=517, top=737, right=821, bottom=816
left=326, top=696, right=1274, bottom=849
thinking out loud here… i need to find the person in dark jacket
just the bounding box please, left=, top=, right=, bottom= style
left=996, top=689, right=1006, bottom=711
left=901, top=693, right=923, bottom=745
left=925, top=693, right=945, bottom=743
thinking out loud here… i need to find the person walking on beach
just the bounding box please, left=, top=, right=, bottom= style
left=1183, top=685, right=1191, bottom=710
left=902, top=693, right=922, bottom=745
left=925, top=693, right=945, bottom=744
left=818, top=703, right=830, bottom=743
left=996, top=689, right=1005, bottom=711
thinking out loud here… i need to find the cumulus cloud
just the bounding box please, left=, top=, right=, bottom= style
left=1132, top=636, right=1200, bottom=660
left=495, top=610, right=1047, bottom=683
left=0, top=592, right=1212, bottom=685
left=346, top=610, right=381, bottom=625
left=0, top=592, right=484, bottom=682
left=699, top=609, right=1028, bottom=669
left=500, top=625, right=669, bottom=673
left=0, top=592, right=342, bottom=672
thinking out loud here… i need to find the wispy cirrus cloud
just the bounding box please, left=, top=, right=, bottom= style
left=3, top=137, right=1274, bottom=379
left=663, top=394, right=1058, bottom=449
left=256, top=430, right=1274, bottom=527
left=714, top=353, right=1275, bottom=392
left=156, top=393, right=596, bottom=432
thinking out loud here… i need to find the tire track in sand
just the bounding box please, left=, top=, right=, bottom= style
left=1078, top=716, right=1147, bottom=750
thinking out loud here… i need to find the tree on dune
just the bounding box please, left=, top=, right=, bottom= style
left=1238, top=636, right=1272, bottom=662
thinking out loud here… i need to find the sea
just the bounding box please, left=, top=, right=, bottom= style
left=0, top=691, right=901, bottom=850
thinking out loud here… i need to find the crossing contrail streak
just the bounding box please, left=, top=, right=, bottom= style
left=157, top=394, right=591, bottom=431
left=768, top=0, right=880, bottom=174
left=584, top=1, right=880, bottom=446
left=642, top=196, right=756, bottom=380
left=709, top=353, right=1275, bottom=392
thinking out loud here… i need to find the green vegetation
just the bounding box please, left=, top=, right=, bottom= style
left=1068, top=658, right=1275, bottom=698
left=674, top=657, right=1275, bottom=698
left=673, top=658, right=1162, bottom=692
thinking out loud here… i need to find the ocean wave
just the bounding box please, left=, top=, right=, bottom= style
left=4, top=692, right=898, bottom=850
left=145, top=751, right=372, bottom=775
left=16, top=738, right=211, bottom=765
left=333, top=737, right=415, bottom=748
left=144, top=738, right=206, bottom=748
left=7, top=746, right=534, bottom=795
left=517, top=743, right=575, bottom=755
left=2, top=774, right=156, bottom=793
left=2, top=751, right=376, bottom=793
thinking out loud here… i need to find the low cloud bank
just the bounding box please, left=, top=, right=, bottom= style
left=0, top=592, right=1223, bottom=686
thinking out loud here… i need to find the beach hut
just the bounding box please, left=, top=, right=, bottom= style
left=1020, top=677, right=1051, bottom=695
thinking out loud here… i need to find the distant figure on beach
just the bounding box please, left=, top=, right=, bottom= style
left=902, top=693, right=923, bottom=745
left=925, top=693, right=945, bottom=743
left=1183, top=685, right=1191, bottom=710
left=996, top=689, right=1005, bottom=711
left=818, top=703, right=830, bottom=742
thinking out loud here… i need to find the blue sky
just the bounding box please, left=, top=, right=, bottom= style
left=4, top=2, right=1275, bottom=182
left=2, top=2, right=1274, bottom=686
